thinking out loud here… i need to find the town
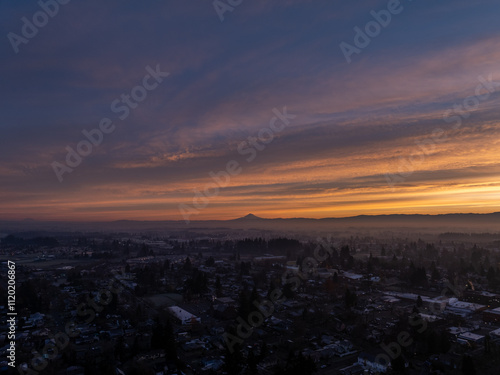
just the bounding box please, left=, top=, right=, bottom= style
left=1, top=227, right=500, bottom=374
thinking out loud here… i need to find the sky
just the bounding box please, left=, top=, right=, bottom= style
left=1, top=0, right=500, bottom=221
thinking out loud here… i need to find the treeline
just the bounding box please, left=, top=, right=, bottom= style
left=1, top=234, right=59, bottom=248
left=439, top=232, right=500, bottom=240
left=235, top=237, right=302, bottom=256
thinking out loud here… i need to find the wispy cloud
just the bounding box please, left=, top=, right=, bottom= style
left=1, top=0, right=500, bottom=220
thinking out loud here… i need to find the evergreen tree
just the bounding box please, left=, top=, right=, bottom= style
left=247, top=347, right=258, bottom=374
left=164, top=319, right=177, bottom=361
left=183, top=257, right=192, bottom=271
left=416, top=295, right=423, bottom=308
left=461, top=355, right=476, bottom=375
left=223, top=341, right=243, bottom=374
left=216, top=275, right=223, bottom=297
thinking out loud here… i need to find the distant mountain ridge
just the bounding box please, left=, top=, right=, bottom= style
left=232, top=212, right=500, bottom=221
left=6, top=211, right=500, bottom=224
left=1, top=212, right=499, bottom=235
left=12, top=211, right=500, bottom=223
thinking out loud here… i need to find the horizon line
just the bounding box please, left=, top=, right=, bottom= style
left=1, top=211, right=499, bottom=223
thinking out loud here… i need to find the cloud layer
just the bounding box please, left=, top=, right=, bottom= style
left=1, top=0, right=499, bottom=220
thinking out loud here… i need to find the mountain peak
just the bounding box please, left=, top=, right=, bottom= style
left=238, top=213, right=263, bottom=220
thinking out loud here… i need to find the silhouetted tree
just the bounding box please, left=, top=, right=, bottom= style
left=183, top=257, right=192, bottom=271
left=416, top=295, right=423, bottom=308
left=462, top=355, right=476, bottom=375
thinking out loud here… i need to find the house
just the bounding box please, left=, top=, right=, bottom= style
left=446, top=299, right=486, bottom=317
left=213, top=303, right=237, bottom=320
left=340, top=363, right=364, bottom=375
left=489, top=328, right=500, bottom=341
left=458, top=332, right=485, bottom=344
left=358, top=352, right=390, bottom=374
left=253, top=256, right=287, bottom=265
left=167, top=306, right=201, bottom=326
left=483, top=307, right=500, bottom=323
left=462, top=290, right=500, bottom=307
left=260, top=354, right=280, bottom=369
